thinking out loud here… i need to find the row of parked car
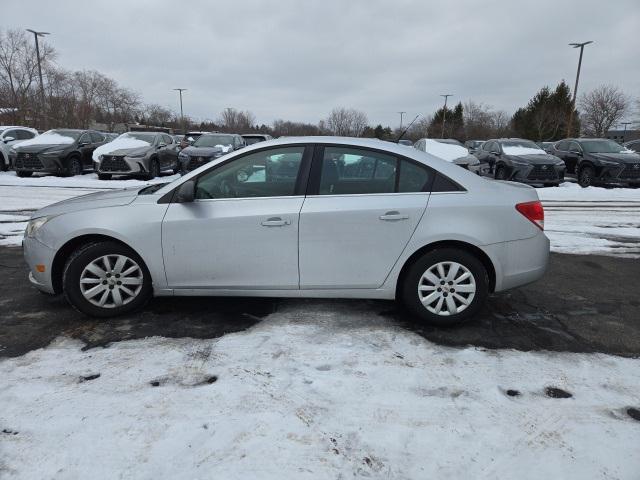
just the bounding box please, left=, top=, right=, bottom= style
left=411, top=137, right=640, bottom=188
left=0, top=126, right=272, bottom=179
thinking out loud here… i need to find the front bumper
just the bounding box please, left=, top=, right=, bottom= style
left=510, top=164, right=565, bottom=184
left=23, top=236, right=56, bottom=294
left=12, top=153, right=66, bottom=174
left=96, top=155, right=149, bottom=175
left=596, top=163, right=640, bottom=184
left=179, top=155, right=218, bottom=172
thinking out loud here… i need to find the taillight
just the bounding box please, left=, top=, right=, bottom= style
left=516, top=201, right=544, bottom=230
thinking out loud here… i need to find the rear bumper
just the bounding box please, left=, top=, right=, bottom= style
left=484, top=232, right=550, bottom=292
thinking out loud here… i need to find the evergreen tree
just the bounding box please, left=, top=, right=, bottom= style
left=428, top=102, right=464, bottom=139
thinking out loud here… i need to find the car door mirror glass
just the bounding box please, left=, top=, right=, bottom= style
left=176, top=180, right=195, bottom=203
left=158, top=143, right=167, bottom=148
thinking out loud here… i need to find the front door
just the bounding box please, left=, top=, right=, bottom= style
left=162, top=145, right=310, bottom=289
left=299, top=146, right=431, bottom=289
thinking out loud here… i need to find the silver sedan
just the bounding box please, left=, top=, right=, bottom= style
left=23, top=137, right=549, bottom=325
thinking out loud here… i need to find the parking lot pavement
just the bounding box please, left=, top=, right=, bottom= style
left=0, top=246, right=638, bottom=359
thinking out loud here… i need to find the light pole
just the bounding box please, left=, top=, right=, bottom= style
left=173, top=88, right=187, bottom=132
left=621, top=122, right=632, bottom=143
left=566, top=41, right=593, bottom=137
left=26, top=29, right=50, bottom=129
left=398, top=111, right=406, bottom=131
left=440, top=94, right=452, bottom=138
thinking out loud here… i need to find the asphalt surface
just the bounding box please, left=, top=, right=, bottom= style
left=0, top=246, right=638, bottom=358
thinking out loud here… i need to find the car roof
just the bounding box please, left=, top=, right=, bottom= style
left=0, top=125, right=37, bottom=130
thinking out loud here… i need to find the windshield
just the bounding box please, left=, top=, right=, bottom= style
left=47, top=129, right=81, bottom=140
left=581, top=140, right=626, bottom=154
left=243, top=136, right=264, bottom=145
left=120, top=132, right=157, bottom=143
left=435, top=139, right=464, bottom=147
left=194, top=134, right=234, bottom=148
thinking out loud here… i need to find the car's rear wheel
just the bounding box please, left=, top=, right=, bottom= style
left=0, top=153, right=7, bottom=171
left=401, top=248, right=488, bottom=326
left=494, top=165, right=507, bottom=180
left=98, top=173, right=112, bottom=180
left=16, top=170, right=33, bottom=177
left=578, top=165, right=595, bottom=188
left=63, top=241, right=152, bottom=317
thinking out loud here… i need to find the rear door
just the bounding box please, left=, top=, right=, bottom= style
left=298, top=145, right=432, bottom=289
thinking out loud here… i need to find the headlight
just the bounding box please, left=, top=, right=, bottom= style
left=554, top=159, right=565, bottom=166
left=41, top=149, right=66, bottom=156
left=510, top=159, right=529, bottom=166
left=9, top=147, right=16, bottom=154
left=126, top=153, right=145, bottom=158
left=178, top=153, right=189, bottom=160
left=25, top=216, right=53, bottom=238
left=599, top=159, right=620, bottom=166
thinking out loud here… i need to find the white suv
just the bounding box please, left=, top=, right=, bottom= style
left=0, top=126, right=38, bottom=171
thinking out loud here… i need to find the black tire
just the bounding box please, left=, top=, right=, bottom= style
left=401, top=248, right=489, bottom=327
left=0, top=154, right=7, bottom=172
left=63, top=241, right=152, bottom=317
left=146, top=158, right=160, bottom=179
left=578, top=165, right=595, bottom=188
left=16, top=170, right=33, bottom=177
left=66, top=156, right=83, bottom=177
left=494, top=165, right=507, bottom=180
left=98, top=173, right=112, bottom=180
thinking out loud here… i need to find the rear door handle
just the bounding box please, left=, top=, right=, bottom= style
left=379, top=211, right=409, bottom=221
left=261, top=217, right=291, bottom=227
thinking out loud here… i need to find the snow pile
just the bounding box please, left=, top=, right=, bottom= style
left=502, top=146, right=545, bottom=156
left=418, top=139, right=468, bottom=161
left=537, top=181, right=640, bottom=202
left=15, top=132, right=74, bottom=147
left=1, top=310, right=639, bottom=478
left=92, top=137, right=151, bottom=161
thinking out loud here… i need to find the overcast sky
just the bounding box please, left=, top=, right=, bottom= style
left=6, top=0, right=639, bottom=127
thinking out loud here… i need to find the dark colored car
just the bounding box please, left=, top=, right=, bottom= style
left=93, top=132, right=179, bottom=180
left=178, top=133, right=245, bottom=173
left=179, top=131, right=211, bottom=149
left=11, top=129, right=107, bottom=177
left=464, top=140, right=484, bottom=154
left=623, top=140, right=640, bottom=154
left=475, top=138, right=565, bottom=186
left=241, top=134, right=273, bottom=146
left=552, top=138, right=640, bottom=188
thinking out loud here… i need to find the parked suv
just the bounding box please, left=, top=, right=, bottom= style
left=179, top=131, right=210, bottom=149
left=11, top=129, right=106, bottom=177
left=464, top=140, right=484, bottom=154
left=178, top=133, right=245, bottom=173
left=0, top=126, right=38, bottom=171
left=475, top=138, right=565, bottom=186
left=241, top=134, right=273, bottom=145
left=93, top=132, right=179, bottom=180
left=552, top=138, right=640, bottom=187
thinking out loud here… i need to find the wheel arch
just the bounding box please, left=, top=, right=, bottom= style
left=395, top=240, right=497, bottom=300
left=51, top=234, right=143, bottom=294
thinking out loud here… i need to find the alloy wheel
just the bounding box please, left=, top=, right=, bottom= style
left=417, top=261, right=476, bottom=316
left=79, top=254, right=144, bottom=308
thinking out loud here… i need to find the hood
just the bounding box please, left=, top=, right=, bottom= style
left=15, top=143, right=73, bottom=153
left=32, top=187, right=140, bottom=219
left=452, top=154, right=480, bottom=166
left=103, top=145, right=151, bottom=157
left=592, top=152, right=640, bottom=164
left=181, top=145, right=225, bottom=156
left=505, top=153, right=561, bottom=164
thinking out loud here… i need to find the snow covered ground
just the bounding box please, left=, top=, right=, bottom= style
left=1, top=307, right=639, bottom=479
left=0, top=172, right=639, bottom=256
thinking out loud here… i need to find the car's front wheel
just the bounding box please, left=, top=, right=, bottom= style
left=578, top=165, right=595, bottom=188
left=401, top=248, right=488, bottom=326
left=16, top=170, right=33, bottom=177
left=63, top=242, right=152, bottom=317
left=494, top=165, right=508, bottom=180
left=66, top=156, right=83, bottom=176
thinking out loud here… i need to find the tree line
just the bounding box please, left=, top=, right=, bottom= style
left=0, top=28, right=636, bottom=141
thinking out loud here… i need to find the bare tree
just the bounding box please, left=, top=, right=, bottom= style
left=325, top=107, right=368, bottom=137
left=218, top=108, right=256, bottom=132
left=579, top=85, right=630, bottom=137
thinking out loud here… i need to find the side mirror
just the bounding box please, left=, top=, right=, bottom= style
left=176, top=180, right=195, bottom=203
left=490, top=151, right=500, bottom=155
left=3, top=136, right=15, bottom=143
left=157, top=143, right=167, bottom=149
left=79, top=141, right=90, bottom=147
left=570, top=149, right=581, bottom=156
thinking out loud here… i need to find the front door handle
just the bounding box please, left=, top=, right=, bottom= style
left=379, top=211, right=409, bottom=221
left=261, top=217, right=291, bottom=227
